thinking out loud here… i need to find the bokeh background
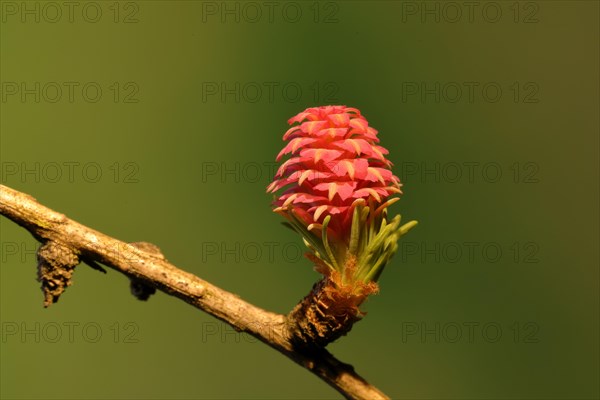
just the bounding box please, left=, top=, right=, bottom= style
left=1, top=1, right=598, bottom=399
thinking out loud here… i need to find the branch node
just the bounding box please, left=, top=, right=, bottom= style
left=130, top=278, right=157, bottom=301
left=287, top=275, right=377, bottom=349
left=128, top=242, right=164, bottom=301
left=36, top=241, right=79, bottom=307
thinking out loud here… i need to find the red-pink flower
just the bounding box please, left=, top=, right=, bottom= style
left=267, top=106, right=401, bottom=239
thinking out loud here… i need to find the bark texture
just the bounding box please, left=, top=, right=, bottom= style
left=0, top=184, right=389, bottom=400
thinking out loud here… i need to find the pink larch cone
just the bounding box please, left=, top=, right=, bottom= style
left=268, top=106, right=416, bottom=348
left=267, top=105, right=402, bottom=242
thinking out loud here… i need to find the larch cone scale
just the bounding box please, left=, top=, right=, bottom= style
left=267, top=105, right=417, bottom=348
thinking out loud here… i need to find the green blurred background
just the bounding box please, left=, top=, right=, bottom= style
left=1, top=1, right=598, bottom=399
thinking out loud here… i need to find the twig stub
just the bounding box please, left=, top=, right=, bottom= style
left=37, top=241, right=79, bottom=307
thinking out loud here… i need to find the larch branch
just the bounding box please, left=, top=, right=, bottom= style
left=0, top=184, right=389, bottom=400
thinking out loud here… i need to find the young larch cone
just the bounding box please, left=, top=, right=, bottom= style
left=267, top=106, right=417, bottom=348
left=267, top=105, right=401, bottom=238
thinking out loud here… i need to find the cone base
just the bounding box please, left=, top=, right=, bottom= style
left=287, top=276, right=377, bottom=349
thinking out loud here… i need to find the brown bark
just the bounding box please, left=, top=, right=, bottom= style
left=0, top=184, right=389, bottom=400
left=287, top=277, right=375, bottom=349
